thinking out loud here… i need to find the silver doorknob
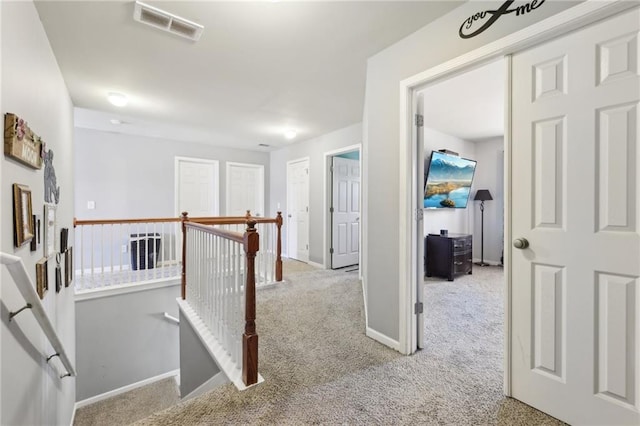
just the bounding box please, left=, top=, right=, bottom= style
left=513, top=238, right=529, bottom=249
left=288, top=214, right=292, bottom=218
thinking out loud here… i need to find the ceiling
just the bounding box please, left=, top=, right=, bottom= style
left=34, top=1, right=464, bottom=151
left=421, top=59, right=505, bottom=142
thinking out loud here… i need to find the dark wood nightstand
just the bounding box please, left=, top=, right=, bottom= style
left=425, top=233, right=473, bottom=281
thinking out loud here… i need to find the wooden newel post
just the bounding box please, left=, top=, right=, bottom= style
left=245, top=210, right=252, bottom=220
left=243, top=220, right=259, bottom=386
left=181, top=211, right=188, bottom=300
left=275, top=211, right=283, bottom=282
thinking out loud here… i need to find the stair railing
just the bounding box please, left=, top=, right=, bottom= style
left=1, top=252, right=76, bottom=379
left=181, top=213, right=259, bottom=387
left=73, top=212, right=282, bottom=291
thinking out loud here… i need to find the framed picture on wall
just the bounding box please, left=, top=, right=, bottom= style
left=43, top=203, right=57, bottom=257
left=36, top=257, right=48, bottom=299
left=13, top=184, right=35, bottom=247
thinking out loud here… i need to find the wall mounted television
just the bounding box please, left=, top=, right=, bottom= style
left=424, top=151, right=477, bottom=208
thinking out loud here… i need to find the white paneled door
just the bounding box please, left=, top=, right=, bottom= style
left=511, top=8, right=639, bottom=426
left=226, top=162, right=264, bottom=217
left=331, top=156, right=360, bottom=269
left=175, top=157, right=219, bottom=217
left=287, top=158, right=310, bottom=262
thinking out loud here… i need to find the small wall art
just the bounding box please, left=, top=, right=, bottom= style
left=30, top=214, right=42, bottom=252
left=65, top=247, right=73, bottom=287
left=44, top=204, right=57, bottom=257
left=36, top=258, right=48, bottom=299
left=4, top=113, right=44, bottom=169
left=55, top=253, right=62, bottom=293
left=44, top=149, right=60, bottom=204
left=13, top=184, right=35, bottom=247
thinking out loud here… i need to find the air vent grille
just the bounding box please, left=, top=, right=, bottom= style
left=139, top=8, right=170, bottom=29
left=134, top=1, right=204, bottom=41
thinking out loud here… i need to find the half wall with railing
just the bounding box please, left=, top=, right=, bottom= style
left=73, top=212, right=282, bottom=292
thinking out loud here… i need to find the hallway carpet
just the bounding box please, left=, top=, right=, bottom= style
left=130, top=266, right=564, bottom=425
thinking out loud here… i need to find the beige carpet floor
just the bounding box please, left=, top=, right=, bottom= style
left=76, top=262, right=564, bottom=425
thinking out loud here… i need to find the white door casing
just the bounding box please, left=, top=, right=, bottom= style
left=225, top=162, right=264, bottom=217
left=175, top=157, right=219, bottom=217
left=331, top=156, right=360, bottom=269
left=415, top=93, right=425, bottom=349
left=511, top=8, right=639, bottom=426
left=286, top=158, right=310, bottom=262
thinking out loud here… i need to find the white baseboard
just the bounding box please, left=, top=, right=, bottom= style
left=471, top=258, right=503, bottom=266
left=306, top=261, right=325, bottom=269
left=75, top=369, right=180, bottom=409
left=70, top=402, right=78, bottom=426
left=366, top=327, right=400, bottom=352
left=182, top=371, right=229, bottom=401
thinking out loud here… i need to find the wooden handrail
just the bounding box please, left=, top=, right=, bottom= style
left=74, top=215, right=250, bottom=227
left=74, top=211, right=281, bottom=227
left=184, top=221, right=244, bottom=244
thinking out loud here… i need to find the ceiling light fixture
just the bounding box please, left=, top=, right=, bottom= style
left=107, top=92, right=128, bottom=107
left=284, top=130, right=297, bottom=140
left=110, top=119, right=123, bottom=125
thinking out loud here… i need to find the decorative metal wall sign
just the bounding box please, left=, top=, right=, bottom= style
left=44, top=149, right=60, bottom=204
left=459, top=0, right=546, bottom=39
left=4, top=113, right=44, bottom=169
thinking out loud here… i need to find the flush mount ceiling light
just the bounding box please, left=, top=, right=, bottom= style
left=107, top=92, right=128, bottom=107
left=110, top=119, right=122, bottom=125
left=284, top=130, right=297, bottom=140
left=134, top=1, right=204, bottom=41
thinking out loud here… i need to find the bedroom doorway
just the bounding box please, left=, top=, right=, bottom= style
left=323, top=145, right=361, bottom=270
left=414, top=58, right=506, bottom=358
left=403, top=4, right=639, bottom=424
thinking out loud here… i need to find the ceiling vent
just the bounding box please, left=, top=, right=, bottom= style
left=134, top=1, right=204, bottom=41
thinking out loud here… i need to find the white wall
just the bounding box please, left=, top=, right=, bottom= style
left=363, top=1, right=578, bottom=342
left=75, top=284, right=180, bottom=401
left=74, top=127, right=270, bottom=220
left=1, top=2, right=76, bottom=424
left=471, top=137, right=504, bottom=264
left=423, top=128, right=476, bottom=237
left=270, top=122, right=361, bottom=264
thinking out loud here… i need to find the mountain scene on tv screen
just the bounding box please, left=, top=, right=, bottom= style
left=424, top=153, right=476, bottom=208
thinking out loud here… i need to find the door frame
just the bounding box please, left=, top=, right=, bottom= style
left=286, top=157, right=310, bottom=261
left=174, top=156, right=220, bottom=217
left=397, top=0, right=633, bottom=396
left=323, top=144, right=362, bottom=272
left=225, top=161, right=265, bottom=217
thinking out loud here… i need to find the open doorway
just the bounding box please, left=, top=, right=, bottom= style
left=415, top=58, right=506, bottom=366
left=323, top=144, right=361, bottom=270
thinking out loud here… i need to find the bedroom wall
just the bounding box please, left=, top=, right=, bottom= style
left=1, top=2, right=76, bottom=424
left=423, top=128, right=476, bottom=237
left=74, top=127, right=270, bottom=220
left=269, top=122, right=361, bottom=264
left=362, top=0, right=579, bottom=343
left=471, top=137, right=504, bottom=264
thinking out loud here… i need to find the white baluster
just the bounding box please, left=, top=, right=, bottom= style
left=80, top=225, right=84, bottom=280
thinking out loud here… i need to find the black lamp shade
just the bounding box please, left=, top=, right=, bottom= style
left=474, top=189, right=493, bottom=201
